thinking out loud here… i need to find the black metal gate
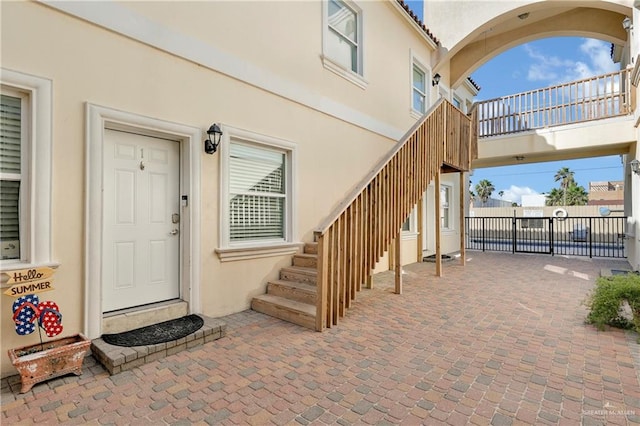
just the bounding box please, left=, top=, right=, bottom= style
left=465, top=216, right=627, bottom=258
left=514, top=217, right=551, bottom=254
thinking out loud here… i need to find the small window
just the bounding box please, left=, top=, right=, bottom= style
left=219, top=127, right=296, bottom=254
left=440, top=185, right=452, bottom=230
left=229, top=143, right=287, bottom=242
left=412, top=64, right=427, bottom=114
left=327, top=0, right=359, bottom=73
left=322, top=0, right=365, bottom=87
left=1, top=69, right=53, bottom=268
left=0, top=94, right=23, bottom=260
left=452, top=96, right=462, bottom=110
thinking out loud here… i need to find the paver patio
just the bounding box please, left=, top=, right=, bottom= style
left=2, top=251, right=640, bottom=425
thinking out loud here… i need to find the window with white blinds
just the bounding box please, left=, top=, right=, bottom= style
left=229, top=143, right=287, bottom=242
left=0, top=94, right=22, bottom=260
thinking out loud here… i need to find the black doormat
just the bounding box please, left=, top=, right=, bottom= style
left=423, top=254, right=454, bottom=263
left=102, top=314, right=204, bottom=347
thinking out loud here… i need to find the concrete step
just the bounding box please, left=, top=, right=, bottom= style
left=91, top=315, right=226, bottom=375
left=280, top=266, right=317, bottom=285
left=293, top=253, right=318, bottom=268
left=268, top=279, right=316, bottom=304
left=304, top=242, right=318, bottom=255
left=251, top=294, right=316, bottom=329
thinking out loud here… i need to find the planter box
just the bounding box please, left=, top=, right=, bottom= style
left=7, top=333, right=91, bottom=393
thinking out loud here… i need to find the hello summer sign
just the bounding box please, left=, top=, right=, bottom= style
left=3, top=267, right=56, bottom=297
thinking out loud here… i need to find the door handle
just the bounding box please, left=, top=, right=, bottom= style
left=169, top=229, right=179, bottom=235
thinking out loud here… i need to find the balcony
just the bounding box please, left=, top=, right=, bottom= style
left=472, top=69, right=635, bottom=168
left=476, top=69, right=632, bottom=138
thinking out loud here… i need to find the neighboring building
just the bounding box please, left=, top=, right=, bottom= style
left=471, top=198, right=513, bottom=208
left=521, top=194, right=547, bottom=208
left=588, top=180, right=624, bottom=206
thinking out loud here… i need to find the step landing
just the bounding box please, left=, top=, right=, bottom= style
left=91, top=315, right=226, bottom=375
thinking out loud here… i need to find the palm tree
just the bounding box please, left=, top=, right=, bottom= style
left=475, top=179, right=495, bottom=205
left=498, top=190, right=504, bottom=198
left=545, top=188, right=564, bottom=206
left=554, top=167, right=575, bottom=205
left=565, top=185, right=589, bottom=206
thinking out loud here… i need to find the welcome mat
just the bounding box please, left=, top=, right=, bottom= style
left=101, top=314, right=204, bottom=347
left=423, top=254, right=454, bottom=263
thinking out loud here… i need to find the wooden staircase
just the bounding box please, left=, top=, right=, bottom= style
left=251, top=243, right=318, bottom=329
left=252, top=99, right=477, bottom=331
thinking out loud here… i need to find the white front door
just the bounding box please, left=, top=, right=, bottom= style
left=102, top=129, right=181, bottom=312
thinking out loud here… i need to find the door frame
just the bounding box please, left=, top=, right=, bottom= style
left=85, top=103, right=202, bottom=338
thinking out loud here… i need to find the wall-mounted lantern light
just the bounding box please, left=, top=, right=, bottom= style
left=432, top=73, right=441, bottom=87
left=204, top=123, right=223, bottom=154
left=630, top=158, right=640, bottom=175
left=623, top=16, right=633, bottom=31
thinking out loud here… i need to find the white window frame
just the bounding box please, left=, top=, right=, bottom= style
left=0, top=69, right=53, bottom=269
left=322, top=0, right=367, bottom=89
left=452, top=95, right=463, bottom=112
left=216, top=126, right=298, bottom=262
left=411, top=61, right=428, bottom=118
left=401, top=208, right=419, bottom=240
left=440, top=183, right=454, bottom=231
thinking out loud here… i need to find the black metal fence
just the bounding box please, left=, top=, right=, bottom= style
left=465, top=216, right=627, bottom=258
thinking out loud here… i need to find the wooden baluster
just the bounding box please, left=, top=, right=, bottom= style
left=435, top=169, right=442, bottom=277
left=395, top=230, right=402, bottom=294
left=459, top=172, right=466, bottom=266
left=315, top=232, right=328, bottom=331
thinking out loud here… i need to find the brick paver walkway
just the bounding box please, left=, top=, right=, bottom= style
left=2, top=252, right=640, bottom=425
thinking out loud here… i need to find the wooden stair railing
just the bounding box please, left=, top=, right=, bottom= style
left=313, top=99, right=478, bottom=330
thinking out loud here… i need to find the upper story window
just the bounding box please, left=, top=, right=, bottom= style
left=412, top=63, right=427, bottom=114
left=452, top=96, right=462, bottom=111
left=322, top=0, right=366, bottom=88
left=1, top=69, right=53, bottom=267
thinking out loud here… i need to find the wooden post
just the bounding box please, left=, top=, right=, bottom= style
left=416, top=196, right=423, bottom=262
left=395, top=231, right=402, bottom=294
left=435, top=169, right=442, bottom=277
left=388, top=241, right=396, bottom=271
left=315, top=232, right=328, bottom=331
left=459, top=172, right=466, bottom=266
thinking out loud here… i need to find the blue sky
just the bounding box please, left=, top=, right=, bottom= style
left=405, top=2, right=624, bottom=205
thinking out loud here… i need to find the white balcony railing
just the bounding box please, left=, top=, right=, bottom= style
left=475, top=69, right=632, bottom=138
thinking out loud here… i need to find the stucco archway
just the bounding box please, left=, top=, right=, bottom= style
left=423, top=1, right=631, bottom=88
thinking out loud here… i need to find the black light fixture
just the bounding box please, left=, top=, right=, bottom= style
left=630, top=159, right=640, bottom=175
left=204, top=123, right=223, bottom=154
left=432, top=73, right=441, bottom=87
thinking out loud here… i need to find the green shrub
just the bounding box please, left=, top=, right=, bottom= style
left=585, top=274, right=640, bottom=335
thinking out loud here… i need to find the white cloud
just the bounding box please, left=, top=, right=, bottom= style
left=523, top=39, right=617, bottom=85
left=497, top=185, right=538, bottom=205
left=580, top=38, right=618, bottom=74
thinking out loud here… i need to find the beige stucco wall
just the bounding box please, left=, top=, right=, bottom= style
left=0, top=1, right=447, bottom=376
